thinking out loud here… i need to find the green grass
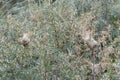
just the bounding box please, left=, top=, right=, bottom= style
left=0, top=0, right=120, bottom=80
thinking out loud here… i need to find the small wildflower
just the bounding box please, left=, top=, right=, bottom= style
left=81, top=28, right=98, bottom=49
left=18, top=31, right=32, bottom=47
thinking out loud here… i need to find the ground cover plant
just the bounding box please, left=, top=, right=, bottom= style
left=0, top=0, right=120, bottom=80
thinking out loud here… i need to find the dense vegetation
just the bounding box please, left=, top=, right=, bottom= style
left=0, top=0, right=120, bottom=80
